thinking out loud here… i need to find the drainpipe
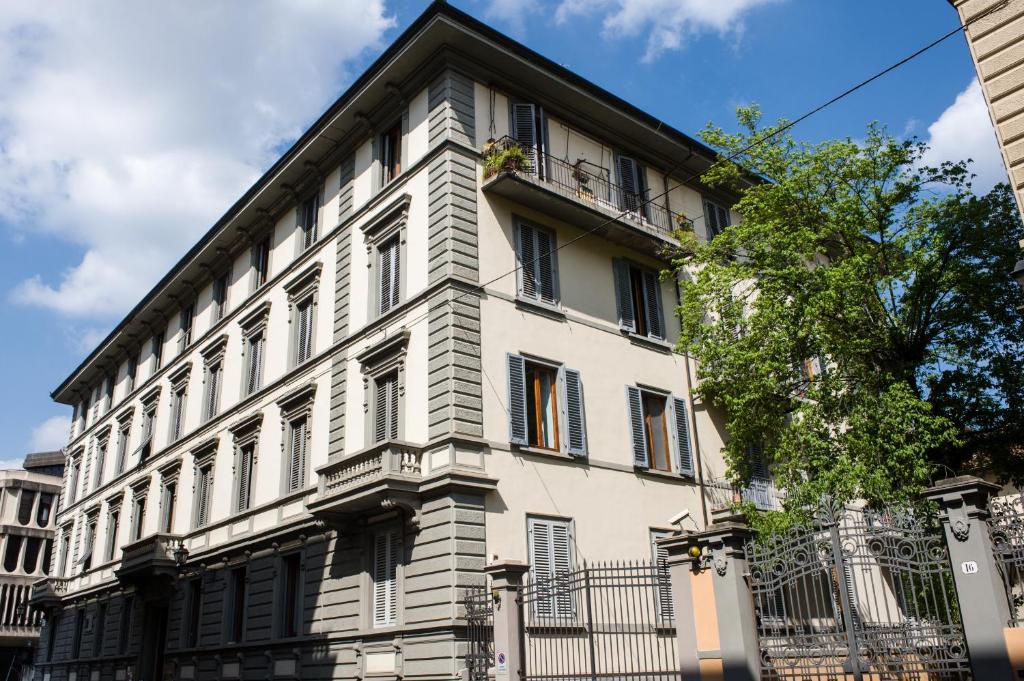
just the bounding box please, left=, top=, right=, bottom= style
left=675, top=278, right=709, bottom=528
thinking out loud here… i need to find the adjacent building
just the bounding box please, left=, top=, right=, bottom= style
left=0, top=452, right=63, bottom=681
left=948, top=0, right=1024, bottom=215
left=30, top=4, right=762, bottom=680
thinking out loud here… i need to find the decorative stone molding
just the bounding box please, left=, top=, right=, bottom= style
left=283, top=260, right=323, bottom=302
left=200, top=334, right=229, bottom=364
left=237, top=300, right=272, bottom=335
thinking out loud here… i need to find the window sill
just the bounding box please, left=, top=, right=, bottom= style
left=634, top=466, right=692, bottom=483
left=512, top=444, right=582, bottom=462
left=514, top=297, right=565, bottom=321
left=625, top=333, right=673, bottom=353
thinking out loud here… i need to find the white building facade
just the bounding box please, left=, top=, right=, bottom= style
left=31, top=5, right=749, bottom=680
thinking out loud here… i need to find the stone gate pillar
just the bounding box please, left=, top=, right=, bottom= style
left=484, top=560, right=529, bottom=681
left=924, top=475, right=1015, bottom=679
left=661, top=518, right=759, bottom=681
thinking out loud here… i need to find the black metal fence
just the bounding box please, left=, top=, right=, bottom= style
left=746, top=501, right=971, bottom=681
left=988, top=493, right=1024, bottom=626
left=519, top=560, right=678, bottom=681
left=483, top=136, right=678, bottom=235
left=465, top=583, right=495, bottom=681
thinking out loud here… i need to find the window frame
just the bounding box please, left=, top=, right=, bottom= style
left=284, top=262, right=322, bottom=369
left=250, top=235, right=271, bottom=292
left=370, top=527, right=402, bottom=628
left=613, top=258, right=666, bottom=341
left=702, top=198, right=730, bottom=240
left=183, top=576, right=203, bottom=648
left=104, top=503, right=121, bottom=562
left=296, top=192, right=320, bottom=254
left=376, top=113, right=408, bottom=189
left=625, top=385, right=694, bottom=477
left=362, top=194, right=410, bottom=321
left=277, top=551, right=304, bottom=639
left=225, top=565, right=248, bottom=644
left=129, top=486, right=147, bottom=543
left=514, top=218, right=560, bottom=308
left=200, top=336, right=227, bottom=423
left=277, top=382, right=316, bottom=495
left=526, top=515, right=576, bottom=620
left=117, top=596, right=133, bottom=655
left=506, top=353, right=587, bottom=457
left=357, top=331, right=409, bottom=448
left=178, top=301, right=196, bottom=354
left=211, top=270, right=230, bottom=323
left=152, top=330, right=165, bottom=372
left=238, top=301, right=271, bottom=398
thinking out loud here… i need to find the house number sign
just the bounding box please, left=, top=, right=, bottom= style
left=961, top=560, right=979, bottom=575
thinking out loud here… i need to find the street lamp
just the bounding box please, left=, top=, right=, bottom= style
left=173, top=540, right=189, bottom=575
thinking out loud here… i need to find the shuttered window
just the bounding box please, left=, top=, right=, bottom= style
left=105, top=509, right=119, bottom=562
left=507, top=355, right=587, bottom=456
left=194, top=465, right=213, bottom=528
left=528, top=517, right=574, bottom=618
left=236, top=443, right=255, bottom=512
left=650, top=530, right=674, bottom=624
left=127, top=353, right=139, bottom=393
left=294, top=296, right=314, bottom=365
left=115, top=424, right=130, bottom=475
left=185, top=578, right=202, bottom=647
left=227, top=567, right=247, bottom=643
left=280, top=553, right=302, bottom=637
left=170, top=387, right=186, bottom=441
left=616, top=155, right=648, bottom=219
left=152, top=331, right=164, bottom=371
left=131, top=496, right=146, bottom=541
left=298, top=194, right=319, bottom=252
left=703, top=199, right=730, bottom=240
left=511, top=102, right=540, bottom=174
left=244, top=332, right=265, bottom=397
left=625, top=387, right=694, bottom=476
left=251, top=238, right=270, bottom=289
left=374, top=372, right=399, bottom=443
left=372, top=530, right=400, bottom=627
left=204, top=363, right=222, bottom=422
left=613, top=259, right=664, bottom=340
left=515, top=222, right=558, bottom=305
left=160, top=482, right=176, bottom=533
left=179, top=303, right=195, bottom=352
left=380, top=122, right=402, bottom=185
left=212, top=273, right=229, bottom=322
left=286, top=418, right=308, bottom=493
left=377, top=236, right=401, bottom=316
left=93, top=438, right=107, bottom=489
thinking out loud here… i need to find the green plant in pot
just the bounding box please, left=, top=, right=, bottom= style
left=484, top=144, right=531, bottom=178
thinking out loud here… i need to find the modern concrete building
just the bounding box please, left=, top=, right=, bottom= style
left=0, top=452, right=63, bottom=681
left=948, top=0, right=1024, bottom=214
left=30, top=4, right=756, bottom=680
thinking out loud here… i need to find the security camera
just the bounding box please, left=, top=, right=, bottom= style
left=669, top=509, right=692, bottom=530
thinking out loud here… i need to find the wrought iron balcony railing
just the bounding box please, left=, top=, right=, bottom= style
left=482, top=136, right=681, bottom=237
left=706, top=476, right=785, bottom=512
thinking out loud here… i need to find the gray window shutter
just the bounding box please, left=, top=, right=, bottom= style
left=388, top=375, right=399, bottom=440
left=206, top=365, right=220, bottom=420
left=516, top=223, right=536, bottom=299
left=704, top=200, right=730, bottom=239
left=641, top=270, right=664, bottom=339
left=373, top=530, right=399, bottom=627
left=626, top=386, right=648, bottom=467
left=507, top=354, right=528, bottom=445
left=295, top=299, right=313, bottom=364
left=535, top=227, right=556, bottom=304
left=379, top=239, right=399, bottom=315
left=511, top=103, right=537, bottom=170
left=390, top=239, right=400, bottom=311
left=289, top=419, right=307, bottom=492
left=617, top=155, right=641, bottom=214
left=562, top=368, right=586, bottom=456
left=528, top=517, right=553, bottom=617
left=237, top=447, right=252, bottom=513
left=749, top=443, right=769, bottom=481
left=613, top=259, right=636, bottom=333
left=246, top=336, right=259, bottom=396
left=651, top=531, right=674, bottom=622
left=551, top=521, right=573, bottom=617
left=670, top=397, right=694, bottom=476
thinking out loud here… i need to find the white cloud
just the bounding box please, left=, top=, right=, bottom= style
left=29, top=415, right=71, bottom=453
left=552, top=0, right=781, bottom=62
left=920, top=78, right=1007, bottom=193
left=0, top=1, right=394, bottom=319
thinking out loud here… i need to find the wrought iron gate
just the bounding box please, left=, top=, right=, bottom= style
left=987, top=493, right=1024, bottom=626
left=518, top=560, right=679, bottom=681
left=746, top=501, right=972, bottom=680
left=465, top=584, right=495, bottom=681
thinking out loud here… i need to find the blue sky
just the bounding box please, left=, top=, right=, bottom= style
left=0, top=0, right=1004, bottom=466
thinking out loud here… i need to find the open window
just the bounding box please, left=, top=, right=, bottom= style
left=625, top=386, right=694, bottom=476
left=613, top=259, right=665, bottom=340
left=380, top=121, right=402, bottom=186
left=507, top=354, right=586, bottom=456
left=510, top=101, right=547, bottom=178
left=703, top=199, right=730, bottom=240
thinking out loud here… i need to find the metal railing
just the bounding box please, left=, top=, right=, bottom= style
left=705, top=476, right=785, bottom=512
left=519, top=560, right=678, bottom=681
left=464, top=583, right=494, bottom=681
left=988, top=493, right=1024, bottom=626
left=316, top=441, right=423, bottom=500
left=483, top=136, right=679, bottom=235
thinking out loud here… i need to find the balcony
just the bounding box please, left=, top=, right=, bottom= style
left=481, top=136, right=683, bottom=254
left=29, top=576, right=69, bottom=612
left=706, top=477, right=785, bottom=513
left=308, top=439, right=498, bottom=527
left=115, top=532, right=181, bottom=586
left=308, top=441, right=424, bottom=522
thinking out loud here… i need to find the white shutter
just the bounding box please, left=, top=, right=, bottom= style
left=626, top=386, right=648, bottom=467
left=641, top=270, right=664, bottom=339
left=613, top=259, right=636, bottom=333
left=562, top=368, right=586, bottom=456
left=670, top=397, right=694, bottom=476
left=373, top=530, right=400, bottom=627
left=507, top=354, right=528, bottom=445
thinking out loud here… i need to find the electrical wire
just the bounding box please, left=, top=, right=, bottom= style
left=365, top=0, right=1009, bottom=346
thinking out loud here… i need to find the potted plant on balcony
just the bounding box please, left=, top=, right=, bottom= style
left=483, top=142, right=531, bottom=179
left=572, top=160, right=594, bottom=201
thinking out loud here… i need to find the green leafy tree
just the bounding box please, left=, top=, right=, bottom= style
left=672, top=107, right=1024, bottom=526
